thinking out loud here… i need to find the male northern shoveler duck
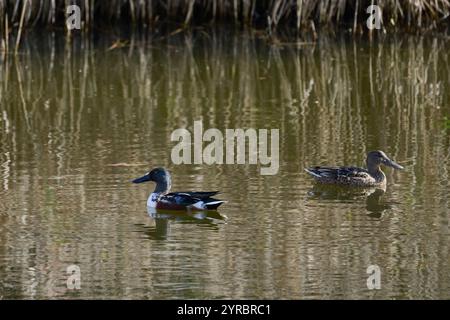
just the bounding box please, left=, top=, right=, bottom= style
left=304, top=150, right=404, bottom=187
left=132, top=167, right=225, bottom=211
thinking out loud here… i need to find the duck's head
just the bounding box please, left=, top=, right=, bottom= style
left=366, top=150, right=404, bottom=171
left=132, top=167, right=172, bottom=193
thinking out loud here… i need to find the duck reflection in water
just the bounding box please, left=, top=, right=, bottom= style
left=307, top=184, right=394, bottom=219
left=135, top=207, right=227, bottom=240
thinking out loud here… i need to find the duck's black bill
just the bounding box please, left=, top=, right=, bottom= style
left=132, top=174, right=151, bottom=183
left=384, top=158, right=404, bottom=170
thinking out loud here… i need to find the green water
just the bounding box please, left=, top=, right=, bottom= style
left=0, top=30, right=449, bottom=299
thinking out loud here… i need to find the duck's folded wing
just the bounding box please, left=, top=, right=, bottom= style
left=160, top=193, right=200, bottom=207
left=175, top=191, right=219, bottom=199
left=306, top=166, right=369, bottom=179
left=338, top=167, right=370, bottom=178
left=162, top=192, right=225, bottom=210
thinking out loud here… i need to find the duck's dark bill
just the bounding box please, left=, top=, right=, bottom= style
left=132, top=174, right=151, bottom=183
left=385, top=159, right=404, bottom=170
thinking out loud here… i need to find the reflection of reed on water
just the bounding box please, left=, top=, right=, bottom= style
left=1, top=31, right=448, bottom=182
left=0, top=31, right=449, bottom=299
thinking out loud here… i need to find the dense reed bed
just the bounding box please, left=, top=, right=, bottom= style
left=0, top=0, right=449, bottom=36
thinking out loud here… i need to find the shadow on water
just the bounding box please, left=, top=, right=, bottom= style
left=307, top=184, right=397, bottom=219
left=133, top=207, right=227, bottom=240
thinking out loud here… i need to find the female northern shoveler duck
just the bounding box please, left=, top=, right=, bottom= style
left=132, top=167, right=225, bottom=210
left=305, top=150, right=404, bottom=187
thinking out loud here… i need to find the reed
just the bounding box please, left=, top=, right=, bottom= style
left=0, top=0, right=448, bottom=37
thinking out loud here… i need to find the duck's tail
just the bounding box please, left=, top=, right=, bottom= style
left=204, top=200, right=226, bottom=210
left=304, top=168, right=323, bottom=178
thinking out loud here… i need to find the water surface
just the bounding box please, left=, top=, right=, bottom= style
left=0, top=30, right=449, bottom=299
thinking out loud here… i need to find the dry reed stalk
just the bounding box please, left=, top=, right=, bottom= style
left=3, top=12, right=8, bottom=54
left=0, top=0, right=448, bottom=43
left=185, top=0, right=195, bottom=25
left=15, top=0, right=29, bottom=54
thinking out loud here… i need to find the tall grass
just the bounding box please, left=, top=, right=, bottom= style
left=1, top=0, right=449, bottom=52
left=0, top=0, right=449, bottom=34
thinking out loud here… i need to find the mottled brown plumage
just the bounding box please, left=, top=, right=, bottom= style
left=305, top=151, right=404, bottom=187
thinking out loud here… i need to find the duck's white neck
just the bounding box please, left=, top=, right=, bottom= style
left=147, top=192, right=161, bottom=208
